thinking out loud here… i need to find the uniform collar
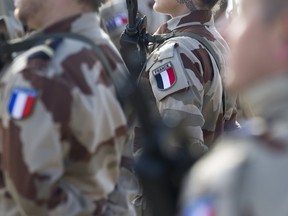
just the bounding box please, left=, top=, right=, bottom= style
left=155, top=10, right=213, bottom=34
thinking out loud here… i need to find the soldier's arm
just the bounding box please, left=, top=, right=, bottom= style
left=147, top=40, right=209, bottom=152
left=2, top=62, right=127, bottom=215
left=180, top=139, right=248, bottom=216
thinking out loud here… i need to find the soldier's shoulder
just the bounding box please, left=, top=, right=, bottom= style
left=193, top=137, right=249, bottom=182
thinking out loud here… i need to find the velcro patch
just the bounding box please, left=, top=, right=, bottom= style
left=153, top=62, right=176, bottom=90
left=8, top=88, right=38, bottom=120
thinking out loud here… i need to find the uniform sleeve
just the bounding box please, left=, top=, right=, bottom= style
left=180, top=140, right=247, bottom=216
left=2, top=74, right=66, bottom=216
left=147, top=40, right=207, bottom=152
left=2, top=68, right=127, bottom=215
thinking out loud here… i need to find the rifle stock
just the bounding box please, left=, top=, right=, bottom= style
left=125, top=0, right=138, bottom=35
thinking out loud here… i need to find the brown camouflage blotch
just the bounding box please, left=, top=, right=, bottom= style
left=180, top=53, right=203, bottom=83
left=61, top=48, right=98, bottom=95
left=115, top=125, right=128, bottom=137
left=97, top=68, right=111, bottom=86
left=192, top=46, right=214, bottom=83
left=22, top=69, right=72, bottom=125
left=178, top=10, right=212, bottom=26
left=68, top=125, right=127, bottom=163
left=156, top=23, right=172, bottom=34
left=95, top=126, right=127, bottom=155
left=2, top=121, right=37, bottom=200
left=178, top=26, right=215, bottom=41
left=26, top=58, right=49, bottom=71
left=68, top=134, right=93, bottom=162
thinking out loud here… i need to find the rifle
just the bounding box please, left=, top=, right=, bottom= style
left=119, top=0, right=149, bottom=79
left=123, top=1, right=200, bottom=216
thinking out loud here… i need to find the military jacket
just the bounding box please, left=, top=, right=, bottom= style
left=0, top=13, right=129, bottom=216
left=181, top=76, right=288, bottom=216
left=137, top=10, right=227, bottom=151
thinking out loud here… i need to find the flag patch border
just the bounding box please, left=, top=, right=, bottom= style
left=152, top=62, right=177, bottom=91
left=8, top=87, right=38, bottom=120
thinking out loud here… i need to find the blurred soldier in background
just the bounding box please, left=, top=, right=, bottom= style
left=99, top=0, right=168, bottom=49
left=0, top=0, right=23, bottom=39
left=215, top=0, right=254, bottom=121
left=181, top=0, right=288, bottom=215
left=0, top=0, right=130, bottom=215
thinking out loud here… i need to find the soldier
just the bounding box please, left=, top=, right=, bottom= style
left=181, top=0, right=288, bottom=215
left=123, top=0, right=234, bottom=215
left=135, top=0, right=229, bottom=158
left=0, top=0, right=130, bottom=215
left=99, top=0, right=168, bottom=49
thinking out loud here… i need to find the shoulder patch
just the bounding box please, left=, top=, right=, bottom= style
left=105, top=13, right=128, bottom=32
left=8, top=88, right=38, bottom=120
left=153, top=62, right=176, bottom=90
left=182, top=195, right=216, bottom=216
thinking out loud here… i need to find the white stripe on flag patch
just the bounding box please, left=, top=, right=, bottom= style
left=12, top=92, right=28, bottom=119
left=161, top=71, right=170, bottom=89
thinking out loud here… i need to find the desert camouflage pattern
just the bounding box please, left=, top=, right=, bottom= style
left=130, top=10, right=225, bottom=216
left=99, top=0, right=168, bottom=49
left=138, top=10, right=227, bottom=150
left=0, top=13, right=130, bottom=216
left=181, top=75, right=288, bottom=216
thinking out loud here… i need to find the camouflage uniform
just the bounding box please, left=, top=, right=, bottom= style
left=137, top=10, right=229, bottom=150
left=99, top=0, right=168, bottom=49
left=132, top=9, right=229, bottom=216
left=181, top=76, right=288, bottom=216
left=0, top=13, right=129, bottom=216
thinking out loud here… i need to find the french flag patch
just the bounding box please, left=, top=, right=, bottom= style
left=105, top=13, right=128, bottom=32
left=153, top=62, right=176, bottom=90
left=182, top=195, right=216, bottom=216
left=8, top=88, right=38, bottom=120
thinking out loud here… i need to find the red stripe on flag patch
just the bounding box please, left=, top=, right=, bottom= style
left=22, top=95, right=36, bottom=118
left=167, top=67, right=176, bottom=85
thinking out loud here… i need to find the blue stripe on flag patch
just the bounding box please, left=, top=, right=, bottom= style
left=8, top=88, right=38, bottom=120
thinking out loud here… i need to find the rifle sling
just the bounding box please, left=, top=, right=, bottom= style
left=0, top=32, right=129, bottom=99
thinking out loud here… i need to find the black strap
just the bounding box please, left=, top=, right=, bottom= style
left=1, top=33, right=114, bottom=75
left=0, top=32, right=129, bottom=99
